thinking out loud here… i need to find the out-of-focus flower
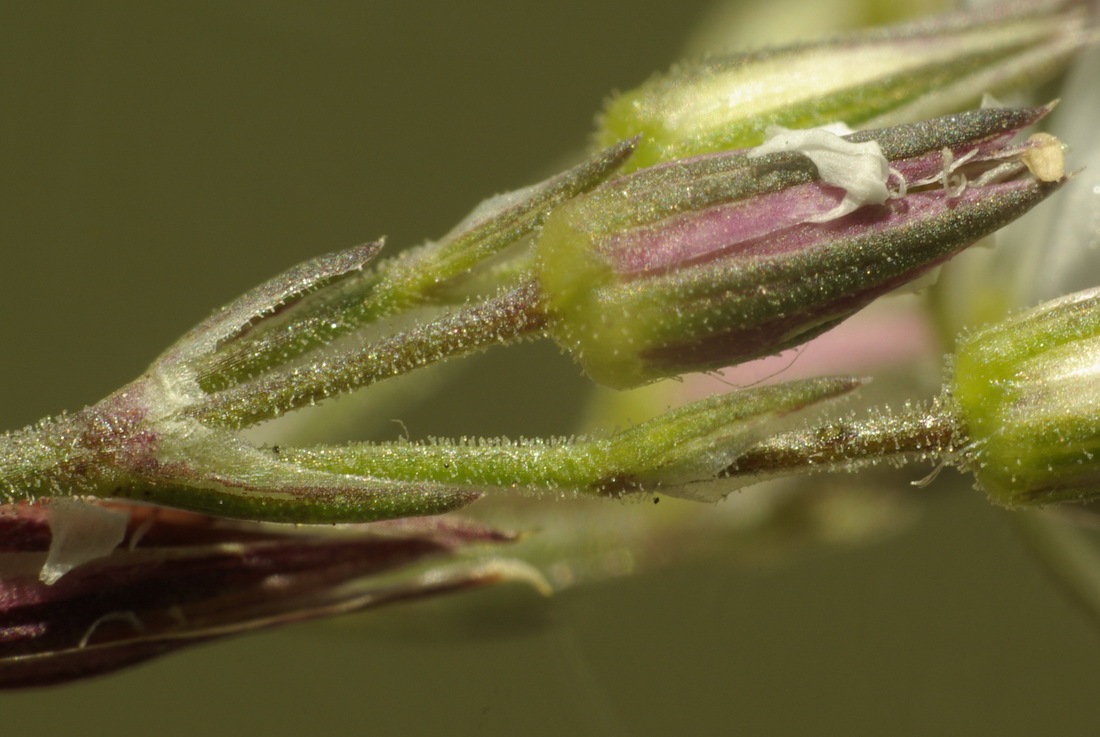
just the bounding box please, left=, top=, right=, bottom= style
left=0, top=500, right=529, bottom=688
left=596, top=1, right=1089, bottom=171
left=680, top=0, right=945, bottom=54
left=951, top=287, right=1100, bottom=507
left=933, top=37, right=1100, bottom=338
left=537, top=107, right=1063, bottom=389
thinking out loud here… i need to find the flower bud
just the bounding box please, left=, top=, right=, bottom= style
left=0, top=501, right=522, bottom=688
left=952, top=288, right=1100, bottom=507
left=597, top=2, right=1088, bottom=171
left=536, top=107, right=1062, bottom=389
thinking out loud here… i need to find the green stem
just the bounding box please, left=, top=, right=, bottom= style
left=0, top=406, right=133, bottom=503
left=188, top=279, right=549, bottom=429
left=275, top=377, right=864, bottom=499
left=277, top=439, right=623, bottom=497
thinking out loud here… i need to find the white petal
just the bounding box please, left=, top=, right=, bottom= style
left=39, top=499, right=128, bottom=585
left=748, top=125, right=890, bottom=222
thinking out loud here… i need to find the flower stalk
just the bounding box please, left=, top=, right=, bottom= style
left=189, top=279, right=549, bottom=429
left=275, top=377, right=863, bottom=497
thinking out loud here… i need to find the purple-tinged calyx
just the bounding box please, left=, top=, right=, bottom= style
left=535, top=106, right=1064, bottom=389
left=0, top=501, right=523, bottom=688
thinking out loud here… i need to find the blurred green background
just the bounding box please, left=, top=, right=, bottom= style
left=3, top=2, right=1100, bottom=735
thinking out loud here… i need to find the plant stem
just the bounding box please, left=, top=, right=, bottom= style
left=188, top=279, right=549, bottom=428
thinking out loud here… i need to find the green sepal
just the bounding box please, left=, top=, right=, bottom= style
left=277, top=377, right=862, bottom=499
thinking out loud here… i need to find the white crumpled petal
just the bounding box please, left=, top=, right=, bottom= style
left=748, top=124, right=891, bottom=222
left=40, top=498, right=128, bottom=585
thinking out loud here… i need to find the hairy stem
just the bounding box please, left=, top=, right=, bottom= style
left=188, top=280, right=549, bottom=428
left=278, top=439, right=623, bottom=496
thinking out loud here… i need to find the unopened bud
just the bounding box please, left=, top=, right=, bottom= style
left=538, top=108, right=1062, bottom=389
left=597, top=3, right=1088, bottom=171
left=952, top=288, right=1100, bottom=507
